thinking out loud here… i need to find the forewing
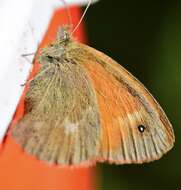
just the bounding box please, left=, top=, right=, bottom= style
left=12, top=62, right=100, bottom=165
left=73, top=43, right=175, bottom=164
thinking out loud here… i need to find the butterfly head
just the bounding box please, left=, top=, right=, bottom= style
left=56, top=25, right=72, bottom=42
left=39, top=26, right=73, bottom=65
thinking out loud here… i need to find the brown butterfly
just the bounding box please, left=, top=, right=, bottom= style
left=12, top=9, right=175, bottom=166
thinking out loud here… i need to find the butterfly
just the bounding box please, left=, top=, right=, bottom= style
left=12, top=25, right=175, bottom=166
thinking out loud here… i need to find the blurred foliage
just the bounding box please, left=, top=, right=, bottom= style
left=85, top=0, right=181, bottom=189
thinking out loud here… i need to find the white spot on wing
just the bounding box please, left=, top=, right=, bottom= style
left=64, top=119, right=78, bottom=135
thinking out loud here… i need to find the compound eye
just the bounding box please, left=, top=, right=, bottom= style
left=47, top=55, right=53, bottom=63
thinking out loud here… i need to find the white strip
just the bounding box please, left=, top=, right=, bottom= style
left=0, top=0, right=98, bottom=142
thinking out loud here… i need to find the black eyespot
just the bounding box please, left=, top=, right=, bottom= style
left=138, top=125, right=146, bottom=133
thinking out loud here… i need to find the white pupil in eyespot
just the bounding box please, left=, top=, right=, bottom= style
left=138, top=125, right=145, bottom=133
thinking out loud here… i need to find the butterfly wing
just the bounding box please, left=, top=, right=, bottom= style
left=73, top=43, right=175, bottom=164
left=12, top=62, right=101, bottom=165
left=12, top=40, right=174, bottom=165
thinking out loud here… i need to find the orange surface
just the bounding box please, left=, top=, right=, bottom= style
left=0, top=6, right=97, bottom=190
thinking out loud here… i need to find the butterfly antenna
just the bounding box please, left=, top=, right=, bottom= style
left=59, top=0, right=73, bottom=26
left=70, top=0, right=92, bottom=36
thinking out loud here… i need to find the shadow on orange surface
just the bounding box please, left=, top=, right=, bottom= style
left=0, top=7, right=97, bottom=190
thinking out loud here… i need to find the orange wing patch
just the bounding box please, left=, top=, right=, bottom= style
left=84, top=60, right=141, bottom=160
left=76, top=43, right=174, bottom=164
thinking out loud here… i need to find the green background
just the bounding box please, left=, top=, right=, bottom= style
left=85, top=0, right=180, bottom=189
